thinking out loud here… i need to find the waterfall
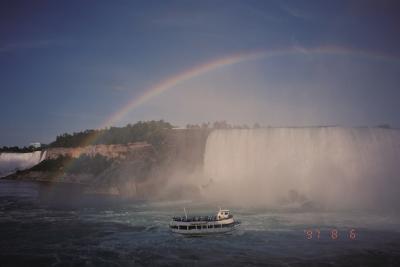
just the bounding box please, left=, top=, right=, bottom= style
left=203, top=127, right=400, bottom=209
left=0, top=151, right=46, bottom=178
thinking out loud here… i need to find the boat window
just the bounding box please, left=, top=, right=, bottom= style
left=207, top=225, right=213, bottom=228
left=196, top=225, right=201, bottom=229
left=188, top=225, right=196, bottom=230
left=202, top=225, right=207, bottom=229
left=179, top=225, right=187, bottom=230
left=222, top=222, right=234, bottom=228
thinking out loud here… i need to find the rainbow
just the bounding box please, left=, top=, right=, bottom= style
left=53, top=44, right=399, bottom=178
left=100, top=50, right=269, bottom=129
left=78, top=49, right=272, bottom=146
left=78, top=45, right=398, bottom=147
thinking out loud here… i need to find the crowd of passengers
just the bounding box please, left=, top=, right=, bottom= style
left=172, top=216, right=218, bottom=222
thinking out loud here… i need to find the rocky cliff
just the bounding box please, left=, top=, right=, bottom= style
left=45, top=142, right=152, bottom=160
left=3, top=129, right=211, bottom=199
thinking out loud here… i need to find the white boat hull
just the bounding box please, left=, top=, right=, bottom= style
left=170, top=225, right=237, bottom=235
left=169, top=217, right=238, bottom=235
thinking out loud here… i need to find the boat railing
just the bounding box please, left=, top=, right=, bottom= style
left=172, top=214, right=233, bottom=222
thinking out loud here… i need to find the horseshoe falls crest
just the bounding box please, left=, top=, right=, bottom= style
left=203, top=127, right=400, bottom=209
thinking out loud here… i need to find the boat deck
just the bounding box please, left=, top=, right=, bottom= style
left=172, top=214, right=233, bottom=222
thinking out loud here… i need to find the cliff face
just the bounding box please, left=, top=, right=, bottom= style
left=4, top=142, right=156, bottom=190
left=3, top=129, right=211, bottom=199
left=45, top=142, right=152, bottom=160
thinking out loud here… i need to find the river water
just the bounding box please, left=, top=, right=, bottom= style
left=1, top=180, right=400, bottom=266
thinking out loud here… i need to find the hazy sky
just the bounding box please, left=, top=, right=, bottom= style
left=1, top=0, right=400, bottom=146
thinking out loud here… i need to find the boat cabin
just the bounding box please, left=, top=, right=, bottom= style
left=217, top=209, right=231, bottom=220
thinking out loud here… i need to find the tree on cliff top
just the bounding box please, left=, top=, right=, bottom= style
left=50, top=120, right=173, bottom=149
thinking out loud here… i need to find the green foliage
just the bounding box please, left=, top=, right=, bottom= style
left=0, top=146, right=44, bottom=153
left=50, top=130, right=97, bottom=148
left=49, top=120, right=174, bottom=149
left=30, top=155, right=112, bottom=176
left=186, top=121, right=262, bottom=129
left=376, top=124, right=391, bottom=129
left=30, top=156, right=71, bottom=172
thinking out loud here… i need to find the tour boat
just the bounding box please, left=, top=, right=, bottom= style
left=169, top=208, right=239, bottom=235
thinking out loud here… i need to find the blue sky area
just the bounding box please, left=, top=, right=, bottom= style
left=1, top=0, right=400, bottom=145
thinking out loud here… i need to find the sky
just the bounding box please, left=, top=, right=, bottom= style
left=1, top=0, right=400, bottom=146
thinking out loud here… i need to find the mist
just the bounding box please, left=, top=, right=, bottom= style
left=195, top=127, right=400, bottom=211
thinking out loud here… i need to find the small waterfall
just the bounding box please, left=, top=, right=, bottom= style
left=0, top=151, right=46, bottom=178
left=40, top=150, right=47, bottom=162
left=203, top=127, right=400, bottom=209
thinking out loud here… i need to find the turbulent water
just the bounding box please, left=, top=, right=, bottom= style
left=0, top=180, right=400, bottom=266
left=204, top=128, right=400, bottom=209
left=0, top=151, right=46, bottom=178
